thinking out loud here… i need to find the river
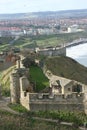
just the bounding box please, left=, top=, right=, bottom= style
left=66, top=43, right=87, bottom=67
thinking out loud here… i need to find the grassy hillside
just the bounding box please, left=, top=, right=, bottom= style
left=0, top=65, right=16, bottom=96
left=1, top=31, right=87, bottom=50
left=31, top=31, right=87, bottom=47
left=29, top=66, right=49, bottom=92
left=45, top=56, right=87, bottom=85
left=0, top=109, right=78, bottom=130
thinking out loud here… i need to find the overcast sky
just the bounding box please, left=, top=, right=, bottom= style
left=0, top=0, right=87, bottom=14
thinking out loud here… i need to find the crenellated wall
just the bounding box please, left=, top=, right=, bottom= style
left=20, top=91, right=84, bottom=112
left=10, top=56, right=87, bottom=113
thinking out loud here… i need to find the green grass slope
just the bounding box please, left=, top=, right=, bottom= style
left=30, top=66, right=49, bottom=92
left=45, top=56, right=87, bottom=85
left=1, top=31, right=87, bottom=51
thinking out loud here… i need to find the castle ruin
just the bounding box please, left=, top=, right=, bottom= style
left=10, top=56, right=87, bottom=114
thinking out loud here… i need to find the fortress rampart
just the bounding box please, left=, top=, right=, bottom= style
left=10, top=55, right=87, bottom=113
left=20, top=88, right=84, bottom=112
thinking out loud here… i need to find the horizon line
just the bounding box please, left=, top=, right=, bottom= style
left=0, top=8, right=87, bottom=15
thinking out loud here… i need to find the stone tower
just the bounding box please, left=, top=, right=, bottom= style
left=10, top=70, right=20, bottom=103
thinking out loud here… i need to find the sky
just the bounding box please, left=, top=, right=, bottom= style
left=0, top=0, right=87, bottom=14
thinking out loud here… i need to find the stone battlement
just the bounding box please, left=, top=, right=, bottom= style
left=23, top=92, right=84, bottom=101
left=20, top=91, right=84, bottom=111
left=10, top=56, right=87, bottom=113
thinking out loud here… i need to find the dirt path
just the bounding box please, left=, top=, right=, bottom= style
left=0, top=97, right=19, bottom=114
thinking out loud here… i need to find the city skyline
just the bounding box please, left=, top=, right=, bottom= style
left=0, top=0, right=87, bottom=14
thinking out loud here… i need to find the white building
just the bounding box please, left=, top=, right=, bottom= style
left=68, top=25, right=78, bottom=33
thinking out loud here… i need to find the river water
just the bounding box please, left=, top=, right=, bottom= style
left=66, top=43, right=87, bottom=67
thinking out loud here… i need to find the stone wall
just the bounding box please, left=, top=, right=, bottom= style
left=10, top=71, right=20, bottom=103
left=20, top=91, right=84, bottom=112
left=30, top=103, right=84, bottom=112
left=10, top=55, right=87, bottom=113
left=20, top=92, right=30, bottom=110
left=83, top=93, right=87, bottom=114
left=10, top=68, right=86, bottom=113
left=39, top=47, right=66, bottom=56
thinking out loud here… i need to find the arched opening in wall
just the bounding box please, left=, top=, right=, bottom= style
left=72, top=83, right=82, bottom=93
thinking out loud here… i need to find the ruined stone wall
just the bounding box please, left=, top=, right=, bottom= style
left=39, top=47, right=66, bottom=56
left=10, top=71, right=20, bottom=103
left=30, top=103, right=84, bottom=112
left=10, top=56, right=86, bottom=113
left=10, top=70, right=86, bottom=113
left=20, top=92, right=30, bottom=110
left=20, top=91, right=84, bottom=112
left=20, top=76, right=31, bottom=110
left=83, top=93, right=87, bottom=114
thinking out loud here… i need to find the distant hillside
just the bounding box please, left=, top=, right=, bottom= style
left=0, top=9, right=87, bottom=19
left=45, top=56, right=87, bottom=85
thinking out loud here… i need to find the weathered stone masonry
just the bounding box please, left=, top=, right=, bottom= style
left=10, top=68, right=87, bottom=113
left=10, top=56, right=87, bottom=113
